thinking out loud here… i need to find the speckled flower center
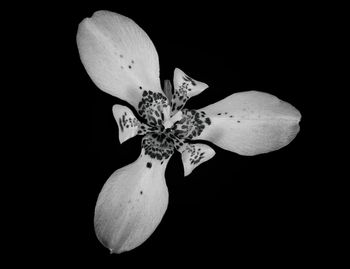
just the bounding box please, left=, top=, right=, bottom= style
left=140, top=106, right=212, bottom=161
left=136, top=76, right=213, bottom=161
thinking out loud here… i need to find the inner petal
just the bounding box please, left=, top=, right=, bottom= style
left=170, top=68, right=208, bottom=116
left=179, top=143, right=216, bottom=176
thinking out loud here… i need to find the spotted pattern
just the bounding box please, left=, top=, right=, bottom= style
left=138, top=90, right=169, bottom=126
left=116, top=76, right=212, bottom=163
left=118, top=111, right=139, bottom=133
left=141, top=132, right=174, bottom=161
left=172, top=109, right=211, bottom=139
left=172, top=136, right=186, bottom=151
left=171, top=75, right=198, bottom=114
left=137, top=122, right=159, bottom=135
left=183, top=144, right=206, bottom=165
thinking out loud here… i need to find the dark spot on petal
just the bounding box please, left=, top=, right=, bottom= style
left=128, top=65, right=132, bottom=69
left=146, top=162, right=152, bottom=168
left=140, top=191, right=143, bottom=195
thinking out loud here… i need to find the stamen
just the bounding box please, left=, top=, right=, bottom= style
left=163, top=80, right=173, bottom=103
left=163, top=110, right=183, bottom=129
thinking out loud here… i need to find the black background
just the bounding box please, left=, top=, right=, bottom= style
left=30, top=2, right=332, bottom=266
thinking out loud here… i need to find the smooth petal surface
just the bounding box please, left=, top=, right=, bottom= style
left=170, top=68, right=208, bottom=115
left=94, top=149, right=170, bottom=253
left=178, top=143, right=216, bottom=176
left=194, top=91, right=301, bottom=156
left=77, top=11, right=165, bottom=112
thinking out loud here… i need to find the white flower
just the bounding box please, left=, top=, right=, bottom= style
left=77, top=10, right=301, bottom=253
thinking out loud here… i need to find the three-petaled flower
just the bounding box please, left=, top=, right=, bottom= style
left=77, top=10, right=301, bottom=254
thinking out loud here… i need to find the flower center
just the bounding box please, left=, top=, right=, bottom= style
left=137, top=84, right=212, bottom=162
left=140, top=108, right=213, bottom=162
left=141, top=132, right=175, bottom=161
left=162, top=110, right=183, bottom=129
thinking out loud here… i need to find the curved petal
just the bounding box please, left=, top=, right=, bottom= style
left=112, top=104, right=158, bottom=144
left=178, top=142, right=215, bottom=176
left=170, top=68, right=208, bottom=115
left=77, top=11, right=170, bottom=122
left=94, top=147, right=172, bottom=254
left=194, top=91, right=301, bottom=156
left=112, top=104, right=141, bottom=144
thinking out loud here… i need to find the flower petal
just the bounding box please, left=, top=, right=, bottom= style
left=170, top=68, right=208, bottom=115
left=177, top=142, right=216, bottom=176
left=194, top=91, right=301, bottom=156
left=172, top=109, right=212, bottom=140
left=94, top=148, right=171, bottom=253
left=77, top=11, right=167, bottom=118
left=112, top=104, right=159, bottom=144
left=112, top=105, right=141, bottom=144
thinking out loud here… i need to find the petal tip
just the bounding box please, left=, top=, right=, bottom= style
left=181, top=143, right=216, bottom=177
left=183, top=169, right=191, bottom=177
left=174, top=67, right=183, bottom=75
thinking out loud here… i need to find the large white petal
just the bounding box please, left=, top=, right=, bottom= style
left=77, top=11, right=165, bottom=112
left=194, top=91, right=301, bottom=156
left=94, top=148, right=171, bottom=253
